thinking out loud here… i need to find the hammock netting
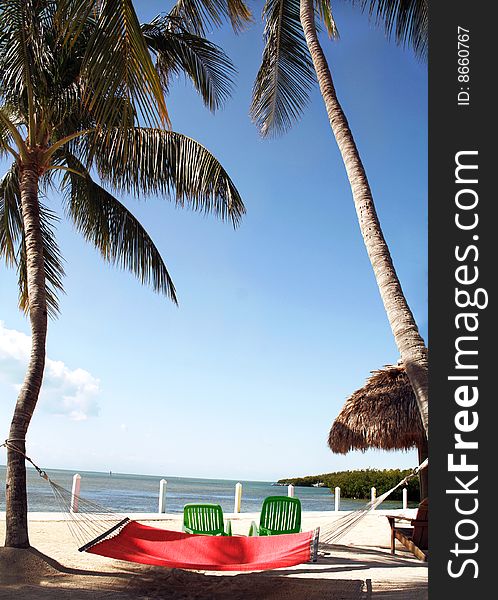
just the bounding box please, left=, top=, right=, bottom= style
left=86, top=520, right=319, bottom=571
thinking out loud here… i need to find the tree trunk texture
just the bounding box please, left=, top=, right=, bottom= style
left=299, top=0, right=429, bottom=436
left=4, top=163, right=47, bottom=548
left=418, top=438, right=429, bottom=500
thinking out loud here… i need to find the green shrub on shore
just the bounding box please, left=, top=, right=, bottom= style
left=278, top=469, right=420, bottom=500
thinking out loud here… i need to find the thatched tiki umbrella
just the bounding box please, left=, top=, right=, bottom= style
left=328, top=364, right=428, bottom=500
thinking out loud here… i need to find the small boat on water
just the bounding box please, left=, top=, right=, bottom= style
left=312, top=482, right=325, bottom=488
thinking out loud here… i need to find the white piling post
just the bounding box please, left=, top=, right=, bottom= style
left=334, top=487, right=341, bottom=511
left=234, top=482, right=242, bottom=513
left=288, top=484, right=295, bottom=498
left=158, top=479, right=167, bottom=513
left=371, top=487, right=376, bottom=509
left=71, top=473, right=81, bottom=513
left=402, top=487, right=408, bottom=510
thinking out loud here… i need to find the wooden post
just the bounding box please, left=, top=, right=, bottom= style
left=234, top=482, right=242, bottom=513
left=402, top=487, right=408, bottom=510
left=71, top=473, right=81, bottom=513
left=334, top=486, right=340, bottom=511
left=371, top=487, right=376, bottom=509
left=288, top=484, right=295, bottom=498
left=158, top=479, right=167, bottom=513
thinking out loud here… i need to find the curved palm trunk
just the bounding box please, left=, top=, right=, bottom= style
left=299, top=0, right=429, bottom=436
left=5, top=163, right=47, bottom=548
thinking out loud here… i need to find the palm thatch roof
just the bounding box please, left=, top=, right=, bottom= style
left=328, top=364, right=426, bottom=454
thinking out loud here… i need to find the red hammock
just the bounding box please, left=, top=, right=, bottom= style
left=83, top=520, right=319, bottom=571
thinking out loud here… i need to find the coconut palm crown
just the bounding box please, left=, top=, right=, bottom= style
left=0, top=0, right=246, bottom=547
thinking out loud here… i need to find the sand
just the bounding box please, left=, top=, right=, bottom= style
left=0, top=511, right=427, bottom=599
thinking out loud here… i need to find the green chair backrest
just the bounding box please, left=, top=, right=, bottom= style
left=183, top=503, right=226, bottom=535
left=259, top=496, right=302, bottom=535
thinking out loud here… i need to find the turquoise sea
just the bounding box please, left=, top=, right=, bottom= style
left=0, top=466, right=410, bottom=513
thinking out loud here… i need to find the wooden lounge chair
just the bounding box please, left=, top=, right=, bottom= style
left=386, top=498, right=428, bottom=561
left=249, top=496, right=302, bottom=536
left=183, top=503, right=232, bottom=536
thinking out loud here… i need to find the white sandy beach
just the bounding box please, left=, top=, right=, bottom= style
left=0, top=509, right=427, bottom=599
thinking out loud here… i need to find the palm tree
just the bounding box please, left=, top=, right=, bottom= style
left=0, top=0, right=248, bottom=548
left=249, top=0, right=429, bottom=435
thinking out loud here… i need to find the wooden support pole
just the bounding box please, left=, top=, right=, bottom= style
left=234, top=482, right=242, bottom=513
left=159, top=479, right=167, bottom=513
left=334, top=487, right=341, bottom=511
left=371, top=487, right=377, bottom=509
left=71, top=473, right=81, bottom=513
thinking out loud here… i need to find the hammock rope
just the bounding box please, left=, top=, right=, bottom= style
left=1, top=440, right=427, bottom=570
left=319, top=458, right=427, bottom=545
left=2, top=440, right=130, bottom=550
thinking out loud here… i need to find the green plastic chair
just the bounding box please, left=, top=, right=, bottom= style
left=182, top=503, right=232, bottom=536
left=249, top=496, right=302, bottom=536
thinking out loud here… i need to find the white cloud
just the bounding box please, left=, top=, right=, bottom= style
left=0, top=321, right=100, bottom=420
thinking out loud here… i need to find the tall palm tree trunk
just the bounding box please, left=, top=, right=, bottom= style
left=299, top=0, right=429, bottom=436
left=5, top=161, right=47, bottom=548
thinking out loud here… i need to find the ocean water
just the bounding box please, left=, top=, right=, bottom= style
left=0, top=466, right=410, bottom=513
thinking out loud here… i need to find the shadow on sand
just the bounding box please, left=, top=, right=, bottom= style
left=0, top=544, right=426, bottom=599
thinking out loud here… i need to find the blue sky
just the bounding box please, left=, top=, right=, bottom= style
left=0, top=1, right=427, bottom=481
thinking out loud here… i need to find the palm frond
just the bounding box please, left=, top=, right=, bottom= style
left=62, top=154, right=177, bottom=303
left=0, top=104, right=27, bottom=158
left=356, top=0, right=428, bottom=60
left=0, top=118, right=15, bottom=159
left=143, top=16, right=235, bottom=112
left=0, top=0, right=34, bottom=123
left=54, top=0, right=97, bottom=47
left=315, top=0, right=340, bottom=39
left=0, top=0, right=57, bottom=142
left=91, top=128, right=245, bottom=227
left=169, top=0, right=252, bottom=36
left=226, top=0, right=253, bottom=32
left=0, top=0, right=32, bottom=93
left=1, top=163, right=65, bottom=317
left=0, top=165, right=22, bottom=266
left=22, top=201, right=65, bottom=318
left=251, top=0, right=316, bottom=138
left=79, top=0, right=169, bottom=128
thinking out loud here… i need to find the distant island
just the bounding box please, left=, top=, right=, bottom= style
left=278, top=468, right=420, bottom=501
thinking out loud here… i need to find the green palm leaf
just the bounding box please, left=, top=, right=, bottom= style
left=54, top=0, right=96, bottom=45
left=143, top=16, right=235, bottom=112
left=0, top=1, right=62, bottom=145
left=0, top=165, right=22, bottom=266
left=92, top=128, right=245, bottom=226
left=18, top=201, right=66, bottom=318
left=356, top=0, right=428, bottom=60
left=169, top=0, right=252, bottom=36
left=0, top=115, right=16, bottom=159
left=250, top=0, right=316, bottom=138
left=0, top=0, right=36, bottom=140
left=1, top=164, right=65, bottom=317
left=78, top=0, right=169, bottom=128
left=63, top=155, right=177, bottom=303
left=316, top=0, right=339, bottom=39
